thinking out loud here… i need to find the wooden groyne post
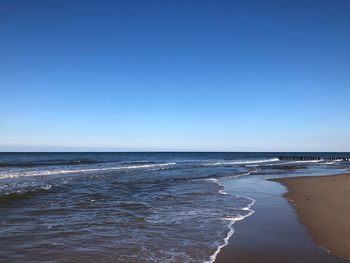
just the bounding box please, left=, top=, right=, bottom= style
left=278, top=156, right=350, bottom=161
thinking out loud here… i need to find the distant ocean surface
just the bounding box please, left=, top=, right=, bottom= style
left=0, top=152, right=349, bottom=263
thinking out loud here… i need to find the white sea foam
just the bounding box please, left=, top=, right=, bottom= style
left=0, top=162, right=176, bottom=179
left=204, top=220, right=235, bottom=263
left=248, top=159, right=323, bottom=167
left=205, top=178, right=226, bottom=194
left=283, top=160, right=322, bottom=164
left=40, top=184, right=52, bottom=190
left=222, top=171, right=252, bottom=180
left=203, top=178, right=256, bottom=263
left=205, top=178, right=219, bottom=183
left=205, top=158, right=279, bottom=166
left=324, top=162, right=336, bottom=165
left=218, top=189, right=227, bottom=195
left=205, top=196, right=256, bottom=263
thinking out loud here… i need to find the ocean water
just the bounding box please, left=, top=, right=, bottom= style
left=0, top=152, right=349, bottom=263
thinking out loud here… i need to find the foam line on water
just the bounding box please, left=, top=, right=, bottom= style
left=204, top=158, right=279, bottom=166
left=204, top=196, right=256, bottom=263
left=0, top=162, right=176, bottom=179
left=204, top=178, right=256, bottom=263
left=247, top=159, right=323, bottom=167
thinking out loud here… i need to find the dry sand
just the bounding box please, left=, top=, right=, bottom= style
left=273, top=174, right=350, bottom=259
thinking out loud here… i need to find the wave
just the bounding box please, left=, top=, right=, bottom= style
left=195, top=171, right=252, bottom=184
left=0, top=159, right=101, bottom=168
left=0, top=162, right=176, bottom=179
left=0, top=184, right=52, bottom=203
left=280, top=160, right=322, bottom=164
left=119, top=161, right=159, bottom=165
left=205, top=196, right=255, bottom=263
left=247, top=159, right=324, bottom=168
left=203, top=178, right=256, bottom=263
left=204, top=158, right=279, bottom=166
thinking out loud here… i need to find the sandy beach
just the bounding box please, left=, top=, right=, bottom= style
left=216, top=174, right=349, bottom=263
left=273, top=174, right=350, bottom=260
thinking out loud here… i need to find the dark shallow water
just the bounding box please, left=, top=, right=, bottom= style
left=0, top=152, right=349, bottom=263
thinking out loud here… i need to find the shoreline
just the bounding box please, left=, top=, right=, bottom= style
left=215, top=174, right=349, bottom=263
left=205, top=179, right=256, bottom=263
left=272, top=173, right=350, bottom=260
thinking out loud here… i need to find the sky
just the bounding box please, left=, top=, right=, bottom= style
left=1, top=0, right=350, bottom=152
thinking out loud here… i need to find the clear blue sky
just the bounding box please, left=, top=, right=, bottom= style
left=1, top=0, right=349, bottom=151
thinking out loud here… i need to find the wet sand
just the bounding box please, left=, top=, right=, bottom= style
left=216, top=175, right=349, bottom=263
left=273, top=174, right=350, bottom=259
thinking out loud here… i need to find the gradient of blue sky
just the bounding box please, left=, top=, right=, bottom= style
left=1, top=0, right=349, bottom=151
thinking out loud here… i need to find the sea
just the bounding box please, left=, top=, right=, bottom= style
left=0, top=152, right=349, bottom=263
